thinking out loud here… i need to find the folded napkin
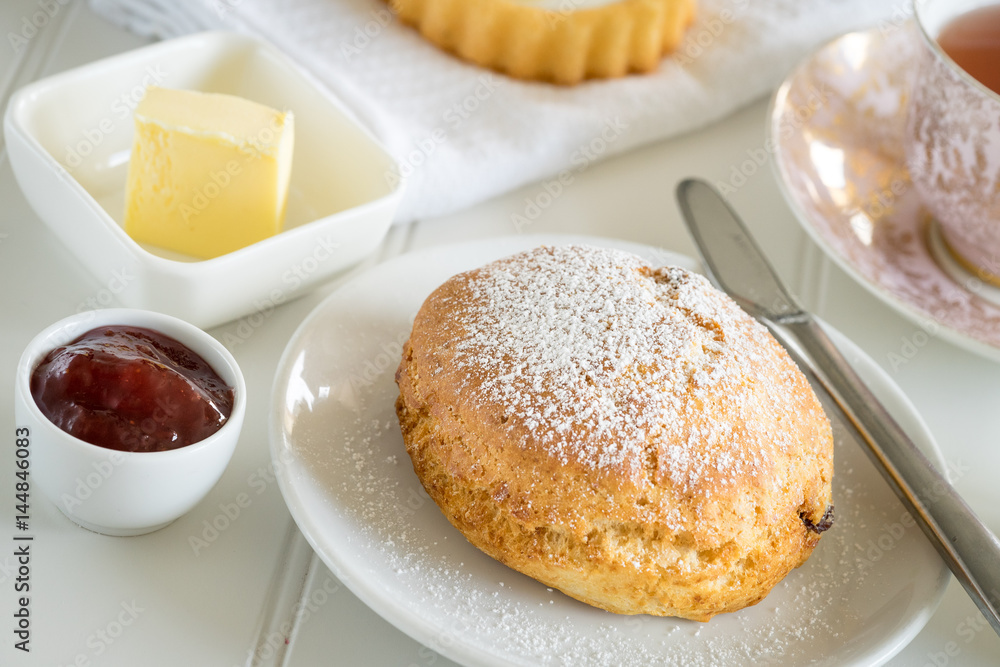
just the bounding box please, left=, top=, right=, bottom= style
left=89, top=0, right=902, bottom=223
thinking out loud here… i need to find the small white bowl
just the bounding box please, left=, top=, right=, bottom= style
left=14, top=308, right=246, bottom=536
left=4, top=31, right=403, bottom=329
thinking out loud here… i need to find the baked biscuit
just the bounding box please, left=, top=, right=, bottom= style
left=395, top=245, right=834, bottom=620
left=388, top=0, right=696, bottom=85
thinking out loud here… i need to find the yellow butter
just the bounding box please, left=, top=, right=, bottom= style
left=124, top=87, right=294, bottom=260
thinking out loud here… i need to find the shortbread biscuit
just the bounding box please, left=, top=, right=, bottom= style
left=388, top=0, right=696, bottom=85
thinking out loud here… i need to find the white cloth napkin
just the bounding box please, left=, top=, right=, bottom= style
left=89, top=0, right=902, bottom=224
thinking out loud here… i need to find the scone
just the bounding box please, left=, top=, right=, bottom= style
left=394, top=245, right=834, bottom=621
left=387, top=0, right=697, bottom=85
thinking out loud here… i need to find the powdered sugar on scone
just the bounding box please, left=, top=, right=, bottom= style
left=444, top=245, right=812, bottom=492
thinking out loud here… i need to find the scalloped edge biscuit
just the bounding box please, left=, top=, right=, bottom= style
left=387, top=0, right=697, bottom=85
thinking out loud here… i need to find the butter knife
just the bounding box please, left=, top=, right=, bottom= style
left=676, top=178, right=1000, bottom=636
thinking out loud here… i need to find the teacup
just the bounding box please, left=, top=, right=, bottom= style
left=905, top=0, right=1000, bottom=282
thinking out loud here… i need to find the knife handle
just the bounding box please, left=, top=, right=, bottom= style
left=780, top=317, right=1000, bottom=633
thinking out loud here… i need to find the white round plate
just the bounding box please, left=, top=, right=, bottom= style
left=270, top=235, right=949, bottom=666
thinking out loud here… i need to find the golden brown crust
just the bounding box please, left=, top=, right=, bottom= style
left=387, top=0, right=696, bottom=85
left=394, top=245, right=833, bottom=620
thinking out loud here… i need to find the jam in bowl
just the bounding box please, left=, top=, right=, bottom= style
left=14, top=309, right=246, bottom=536
left=31, top=325, right=234, bottom=453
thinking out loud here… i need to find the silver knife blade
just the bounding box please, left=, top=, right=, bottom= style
left=675, top=177, right=1000, bottom=637
left=675, top=179, right=801, bottom=322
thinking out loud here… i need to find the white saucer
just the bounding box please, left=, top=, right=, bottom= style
left=770, top=23, right=1000, bottom=360
left=269, top=234, right=948, bottom=667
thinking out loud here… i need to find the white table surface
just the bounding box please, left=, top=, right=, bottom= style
left=2, top=2, right=999, bottom=665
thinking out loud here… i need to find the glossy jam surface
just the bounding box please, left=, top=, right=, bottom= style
left=31, top=325, right=234, bottom=452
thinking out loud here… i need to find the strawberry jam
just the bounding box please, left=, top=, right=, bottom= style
left=30, top=325, right=234, bottom=452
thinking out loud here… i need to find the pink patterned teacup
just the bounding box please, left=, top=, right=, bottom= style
left=906, top=0, right=1000, bottom=281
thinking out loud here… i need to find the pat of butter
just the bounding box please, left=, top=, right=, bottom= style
left=124, top=87, right=294, bottom=260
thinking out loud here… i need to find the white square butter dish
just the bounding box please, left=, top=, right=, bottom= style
left=4, top=30, right=403, bottom=328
